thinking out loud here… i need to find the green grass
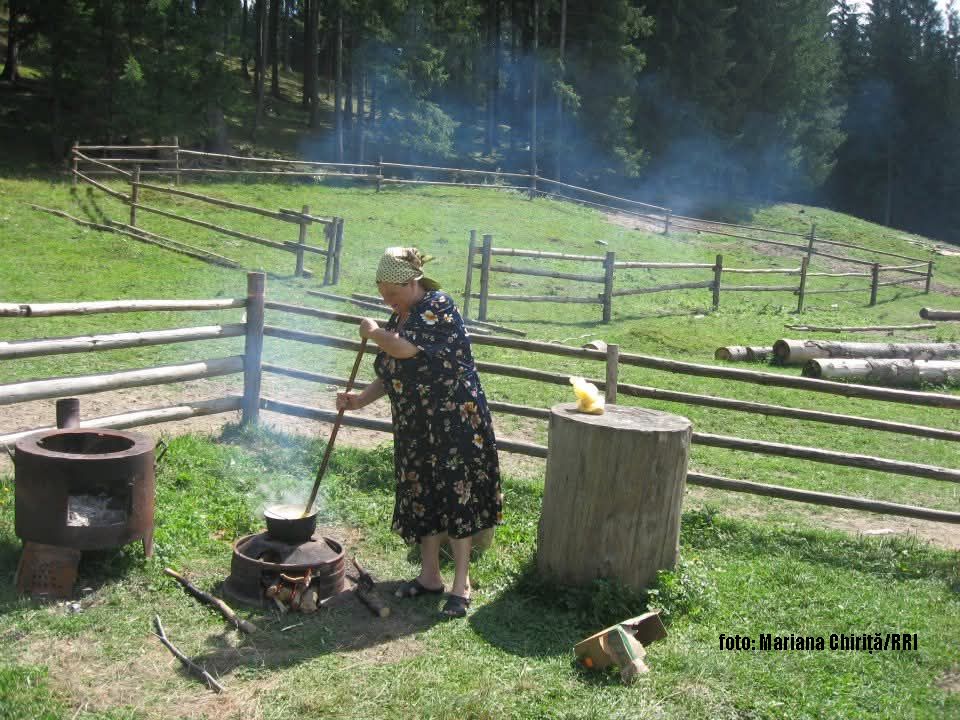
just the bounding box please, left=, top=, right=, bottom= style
left=1, top=429, right=957, bottom=719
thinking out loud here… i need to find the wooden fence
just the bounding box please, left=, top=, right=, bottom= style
left=462, top=235, right=933, bottom=322
left=68, top=143, right=935, bottom=290
left=2, top=272, right=959, bottom=527
left=70, top=145, right=345, bottom=283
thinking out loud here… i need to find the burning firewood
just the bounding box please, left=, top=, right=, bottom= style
left=265, top=569, right=327, bottom=613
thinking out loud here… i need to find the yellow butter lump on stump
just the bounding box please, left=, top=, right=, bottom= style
left=569, top=376, right=605, bottom=415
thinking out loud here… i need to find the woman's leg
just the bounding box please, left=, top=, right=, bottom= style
left=417, top=533, right=445, bottom=590
left=449, top=535, right=472, bottom=599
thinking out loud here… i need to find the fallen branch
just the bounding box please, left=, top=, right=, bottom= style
left=785, top=323, right=936, bottom=333
left=152, top=615, right=225, bottom=693
left=164, top=568, right=257, bottom=633
left=28, top=203, right=116, bottom=232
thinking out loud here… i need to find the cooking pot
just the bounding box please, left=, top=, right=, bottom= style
left=263, top=504, right=318, bottom=543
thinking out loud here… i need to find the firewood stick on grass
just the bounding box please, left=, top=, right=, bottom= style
left=153, top=615, right=225, bottom=693
left=164, top=567, right=257, bottom=633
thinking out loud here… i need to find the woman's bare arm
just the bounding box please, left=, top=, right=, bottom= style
left=367, top=328, right=419, bottom=359
left=337, top=378, right=387, bottom=410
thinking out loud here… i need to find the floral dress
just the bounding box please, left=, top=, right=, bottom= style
left=374, top=290, right=503, bottom=543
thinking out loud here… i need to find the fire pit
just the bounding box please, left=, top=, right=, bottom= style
left=224, top=532, right=346, bottom=611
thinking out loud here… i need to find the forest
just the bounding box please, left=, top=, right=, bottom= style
left=2, top=0, right=960, bottom=242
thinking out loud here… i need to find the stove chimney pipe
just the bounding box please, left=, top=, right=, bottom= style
left=55, top=398, right=80, bottom=429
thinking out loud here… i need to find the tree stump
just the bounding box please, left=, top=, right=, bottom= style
left=537, top=403, right=692, bottom=593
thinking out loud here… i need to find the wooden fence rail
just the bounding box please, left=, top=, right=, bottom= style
left=0, top=356, right=244, bottom=406
left=3, top=272, right=958, bottom=525
left=0, top=397, right=243, bottom=451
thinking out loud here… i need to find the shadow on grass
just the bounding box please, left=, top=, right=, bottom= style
left=70, top=186, right=113, bottom=226
left=467, top=557, right=647, bottom=660
left=468, top=584, right=587, bottom=658
left=189, top=579, right=446, bottom=676
left=0, top=535, right=148, bottom=617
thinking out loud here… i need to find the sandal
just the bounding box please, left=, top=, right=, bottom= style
left=442, top=594, right=471, bottom=618
left=394, top=578, right=444, bottom=598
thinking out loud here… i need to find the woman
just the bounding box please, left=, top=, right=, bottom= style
left=336, top=247, right=502, bottom=618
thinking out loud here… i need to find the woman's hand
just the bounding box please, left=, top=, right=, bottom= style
left=359, top=318, right=379, bottom=339
left=336, top=392, right=361, bottom=411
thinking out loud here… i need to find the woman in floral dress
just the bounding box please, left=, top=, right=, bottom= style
left=336, top=247, right=502, bottom=617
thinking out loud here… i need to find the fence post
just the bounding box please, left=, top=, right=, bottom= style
left=71, top=141, right=78, bottom=186
left=602, top=251, right=615, bottom=323
left=925, top=261, right=934, bottom=293
left=173, top=135, right=181, bottom=186
left=323, top=220, right=337, bottom=285
left=295, top=204, right=309, bottom=277
left=376, top=155, right=383, bottom=192
left=796, top=256, right=809, bottom=313
left=463, top=230, right=477, bottom=319
left=242, top=271, right=266, bottom=426
left=664, top=209, right=671, bottom=236
left=529, top=171, right=537, bottom=201
left=333, top=217, right=344, bottom=284
left=129, top=165, right=140, bottom=228
left=479, top=234, right=493, bottom=321
left=604, top=343, right=619, bottom=405
left=712, top=254, right=723, bottom=310
left=870, top=263, right=880, bottom=307
left=807, top=223, right=816, bottom=262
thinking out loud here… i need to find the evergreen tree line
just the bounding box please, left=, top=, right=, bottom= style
left=2, top=1, right=959, bottom=242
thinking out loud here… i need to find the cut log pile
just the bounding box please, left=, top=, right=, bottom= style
left=716, top=330, right=960, bottom=387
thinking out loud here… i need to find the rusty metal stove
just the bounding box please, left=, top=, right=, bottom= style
left=13, top=399, right=155, bottom=598
left=224, top=532, right=346, bottom=608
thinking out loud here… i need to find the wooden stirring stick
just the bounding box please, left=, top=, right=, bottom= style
left=302, top=337, right=369, bottom=517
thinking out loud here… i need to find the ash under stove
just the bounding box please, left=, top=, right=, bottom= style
left=224, top=532, right=346, bottom=608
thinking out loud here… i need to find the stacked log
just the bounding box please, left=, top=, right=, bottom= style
left=920, top=308, right=960, bottom=321
left=714, top=346, right=773, bottom=362
left=803, top=359, right=960, bottom=386
left=773, top=339, right=960, bottom=365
